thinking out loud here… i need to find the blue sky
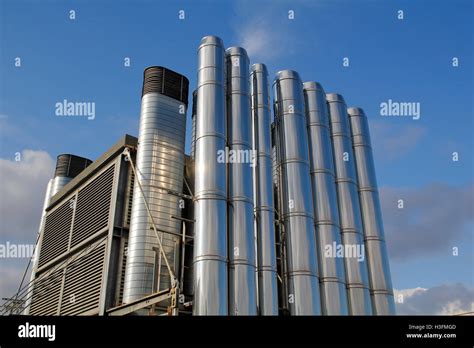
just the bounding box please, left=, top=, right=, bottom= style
left=0, top=0, right=472, bottom=313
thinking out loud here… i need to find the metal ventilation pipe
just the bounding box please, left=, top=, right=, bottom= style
left=347, top=107, right=396, bottom=315
left=123, top=66, right=189, bottom=305
left=303, top=83, right=349, bottom=315
left=193, top=36, right=228, bottom=315
left=51, top=154, right=92, bottom=196
left=226, top=47, right=257, bottom=315
left=250, top=63, right=279, bottom=315
left=273, top=70, right=321, bottom=315
left=327, top=94, right=372, bottom=315
left=25, top=154, right=91, bottom=314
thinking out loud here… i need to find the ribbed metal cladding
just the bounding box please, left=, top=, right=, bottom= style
left=273, top=70, right=321, bottom=315
left=251, top=63, right=279, bottom=315
left=347, top=107, right=396, bottom=315
left=327, top=93, right=372, bottom=315
left=193, top=35, right=228, bottom=315
left=226, top=47, right=257, bottom=315
left=303, top=82, right=349, bottom=315
left=123, top=66, right=188, bottom=305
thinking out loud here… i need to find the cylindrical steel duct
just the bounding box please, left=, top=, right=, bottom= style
left=51, top=154, right=92, bottom=196
left=347, top=107, right=396, bottom=315
left=193, top=36, right=228, bottom=315
left=191, top=90, right=197, bottom=159
left=226, top=47, right=257, bottom=315
left=23, top=179, right=53, bottom=315
left=273, top=70, right=321, bottom=315
left=303, top=82, right=349, bottom=315
left=250, top=63, right=279, bottom=316
left=25, top=154, right=91, bottom=314
left=123, top=66, right=189, bottom=305
left=327, top=93, right=372, bottom=315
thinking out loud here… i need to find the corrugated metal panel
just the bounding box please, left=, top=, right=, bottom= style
left=38, top=201, right=73, bottom=268
left=29, top=269, right=63, bottom=315
left=70, top=165, right=115, bottom=247
left=60, top=241, right=106, bottom=315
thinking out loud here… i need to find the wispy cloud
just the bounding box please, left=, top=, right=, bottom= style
left=370, top=121, right=426, bottom=162
left=380, top=182, right=473, bottom=260
left=231, top=1, right=304, bottom=63
left=394, top=283, right=474, bottom=315
left=0, top=150, right=54, bottom=243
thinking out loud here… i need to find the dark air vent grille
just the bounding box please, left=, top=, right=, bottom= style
left=141, top=66, right=189, bottom=105
left=60, top=241, right=106, bottom=315
left=71, top=165, right=115, bottom=247
left=29, top=269, right=63, bottom=315
left=55, top=154, right=92, bottom=178
left=38, top=201, right=73, bottom=268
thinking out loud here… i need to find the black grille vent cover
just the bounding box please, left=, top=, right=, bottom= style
left=141, top=66, right=189, bottom=105
left=55, top=154, right=92, bottom=178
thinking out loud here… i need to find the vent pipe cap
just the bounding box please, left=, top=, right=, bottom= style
left=225, top=46, right=248, bottom=57
left=347, top=107, right=366, bottom=117
left=199, top=35, right=224, bottom=48
left=54, top=154, right=92, bottom=178
left=251, top=63, right=268, bottom=74
left=142, top=66, right=189, bottom=105
left=326, top=93, right=346, bottom=104
left=303, top=81, right=324, bottom=91
left=273, top=70, right=301, bottom=84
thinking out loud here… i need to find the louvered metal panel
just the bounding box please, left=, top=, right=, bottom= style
left=71, top=165, right=115, bottom=247
left=29, top=269, right=63, bottom=315
left=116, top=240, right=128, bottom=306
left=60, top=241, right=106, bottom=315
left=124, top=170, right=135, bottom=227
left=38, top=201, right=73, bottom=268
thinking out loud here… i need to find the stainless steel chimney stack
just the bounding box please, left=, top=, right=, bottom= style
left=123, top=66, right=189, bottom=305
left=273, top=70, right=321, bottom=315
left=250, top=63, right=279, bottom=315
left=347, top=107, right=396, bottom=315
left=226, top=47, right=258, bottom=315
left=193, top=36, right=228, bottom=315
left=327, top=94, right=372, bottom=315
left=303, top=83, right=349, bottom=315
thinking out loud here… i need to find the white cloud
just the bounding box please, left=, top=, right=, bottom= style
left=0, top=150, right=55, bottom=243
left=0, top=150, right=54, bottom=304
left=395, top=283, right=474, bottom=315
left=370, top=121, right=426, bottom=162
left=231, top=2, right=303, bottom=63
left=380, top=182, right=473, bottom=260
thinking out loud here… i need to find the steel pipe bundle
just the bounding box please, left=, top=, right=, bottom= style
left=348, top=107, right=396, bottom=315
left=251, top=63, right=279, bottom=315
left=327, top=94, right=372, bottom=315
left=123, top=66, right=188, bottom=304
left=303, top=83, right=349, bottom=315
left=193, top=36, right=228, bottom=315
left=273, top=70, right=321, bottom=315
